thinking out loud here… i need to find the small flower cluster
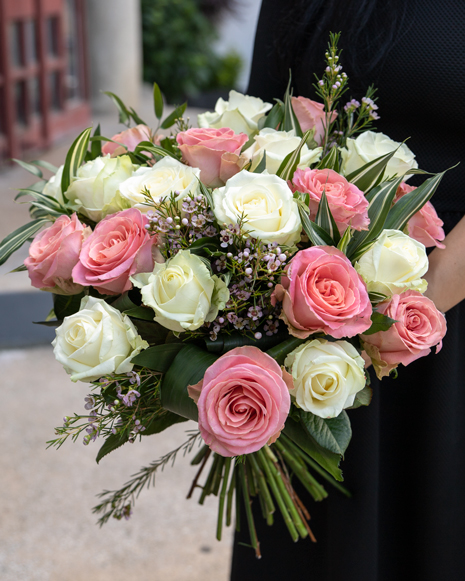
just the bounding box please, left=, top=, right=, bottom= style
left=49, top=371, right=163, bottom=450
left=145, top=193, right=217, bottom=259
left=339, top=86, right=379, bottom=144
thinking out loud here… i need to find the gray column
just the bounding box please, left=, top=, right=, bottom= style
left=85, top=0, right=142, bottom=114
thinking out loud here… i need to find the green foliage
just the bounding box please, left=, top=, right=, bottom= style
left=141, top=0, right=242, bottom=103
left=363, top=311, right=397, bottom=335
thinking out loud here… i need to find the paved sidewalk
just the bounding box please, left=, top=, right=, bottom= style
left=0, top=347, right=233, bottom=581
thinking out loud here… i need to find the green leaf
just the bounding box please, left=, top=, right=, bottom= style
left=131, top=343, right=186, bottom=373
left=90, top=124, right=102, bottom=160
left=131, top=319, right=170, bottom=345
left=299, top=410, right=352, bottom=456
left=153, top=82, right=164, bottom=120
left=197, top=179, right=215, bottom=210
left=129, top=107, right=147, bottom=127
left=317, top=146, right=340, bottom=172
left=315, top=189, right=340, bottom=244
left=265, top=337, right=305, bottom=365
left=161, top=103, right=187, bottom=129
left=283, top=417, right=343, bottom=481
left=263, top=101, right=284, bottom=130
left=15, top=188, right=66, bottom=211
left=346, top=177, right=403, bottom=261
left=337, top=225, right=353, bottom=254
left=96, top=432, right=129, bottom=464
left=368, top=291, right=388, bottom=305
left=348, top=384, right=373, bottom=409
left=141, top=410, right=187, bottom=436
left=276, top=130, right=313, bottom=181
left=60, top=127, right=92, bottom=198
left=133, top=141, right=177, bottom=160
left=30, top=159, right=59, bottom=174
left=159, top=136, right=177, bottom=156
left=252, top=150, right=267, bottom=174
left=12, top=158, right=43, bottom=177
left=103, top=91, right=130, bottom=124
left=110, top=291, right=138, bottom=312
left=384, top=172, right=445, bottom=231
left=189, top=236, right=220, bottom=256
left=363, top=311, right=397, bottom=335
left=298, top=204, right=335, bottom=246
left=124, top=306, right=154, bottom=321
left=282, top=74, right=303, bottom=137
left=0, top=218, right=50, bottom=266
left=161, top=344, right=218, bottom=421
left=53, top=292, right=84, bottom=320
left=345, top=149, right=397, bottom=192
left=9, top=264, right=27, bottom=272
left=204, top=329, right=292, bottom=355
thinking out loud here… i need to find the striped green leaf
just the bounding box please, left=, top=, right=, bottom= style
left=346, top=177, right=403, bottom=261
left=345, top=149, right=397, bottom=192
left=281, top=75, right=303, bottom=137
left=252, top=150, right=267, bottom=173
left=384, top=172, right=445, bottom=231
left=298, top=204, right=334, bottom=246
left=197, top=179, right=214, bottom=210
left=317, top=146, right=340, bottom=172
left=263, top=100, right=284, bottom=130
left=15, top=188, right=66, bottom=211
left=90, top=124, right=102, bottom=160
left=315, top=189, right=340, bottom=244
left=337, top=225, right=353, bottom=254
left=29, top=159, right=59, bottom=174
left=12, top=159, right=43, bottom=178
left=134, top=141, right=177, bottom=159
left=276, top=130, right=313, bottom=181
left=60, top=127, right=92, bottom=199
left=0, top=218, right=50, bottom=266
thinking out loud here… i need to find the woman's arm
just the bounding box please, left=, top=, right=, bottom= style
left=424, top=215, right=465, bottom=312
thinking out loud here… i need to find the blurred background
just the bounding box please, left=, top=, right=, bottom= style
left=0, top=1, right=261, bottom=579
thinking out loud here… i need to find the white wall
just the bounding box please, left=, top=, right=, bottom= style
left=214, top=0, right=262, bottom=92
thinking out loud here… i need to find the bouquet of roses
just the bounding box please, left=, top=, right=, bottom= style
left=1, top=34, right=448, bottom=556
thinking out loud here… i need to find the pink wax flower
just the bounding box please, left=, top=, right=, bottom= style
left=25, top=213, right=91, bottom=295
left=272, top=246, right=372, bottom=339
left=102, top=124, right=151, bottom=157
left=72, top=208, right=156, bottom=295
left=188, top=346, right=292, bottom=457
left=292, top=168, right=370, bottom=234
left=361, top=290, right=446, bottom=379
left=176, top=127, right=248, bottom=188
left=291, top=96, right=338, bottom=145
left=395, top=183, right=445, bottom=249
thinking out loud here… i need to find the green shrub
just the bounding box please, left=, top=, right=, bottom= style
left=141, top=0, right=242, bottom=103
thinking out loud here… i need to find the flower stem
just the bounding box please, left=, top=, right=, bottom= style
left=226, top=468, right=236, bottom=528
left=217, top=457, right=232, bottom=541
left=256, top=448, right=299, bottom=542
left=248, top=453, right=275, bottom=525
left=239, top=463, right=261, bottom=558
left=199, top=453, right=220, bottom=505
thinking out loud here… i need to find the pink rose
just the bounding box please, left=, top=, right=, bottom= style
left=72, top=208, right=156, bottom=295
left=292, top=168, right=369, bottom=234
left=291, top=96, right=337, bottom=145
left=102, top=124, right=151, bottom=157
left=188, top=346, right=292, bottom=457
left=361, top=290, right=446, bottom=379
left=176, top=127, right=248, bottom=187
left=272, top=246, right=372, bottom=339
left=395, top=183, right=445, bottom=249
left=25, top=213, right=90, bottom=294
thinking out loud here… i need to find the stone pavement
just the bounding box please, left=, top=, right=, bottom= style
left=0, top=91, right=234, bottom=580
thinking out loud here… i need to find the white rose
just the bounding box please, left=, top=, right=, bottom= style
left=355, top=229, right=428, bottom=296
left=131, top=250, right=229, bottom=333
left=341, top=131, right=418, bottom=180
left=198, top=90, right=272, bottom=136
left=244, top=128, right=322, bottom=175
left=212, top=170, right=301, bottom=246
left=66, top=154, right=136, bottom=222
left=285, top=338, right=366, bottom=418
left=43, top=164, right=65, bottom=205
left=52, top=296, right=148, bottom=383
left=118, top=157, right=201, bottom=212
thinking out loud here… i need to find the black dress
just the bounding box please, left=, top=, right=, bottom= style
left=231, top=1, right=465, bottom=579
